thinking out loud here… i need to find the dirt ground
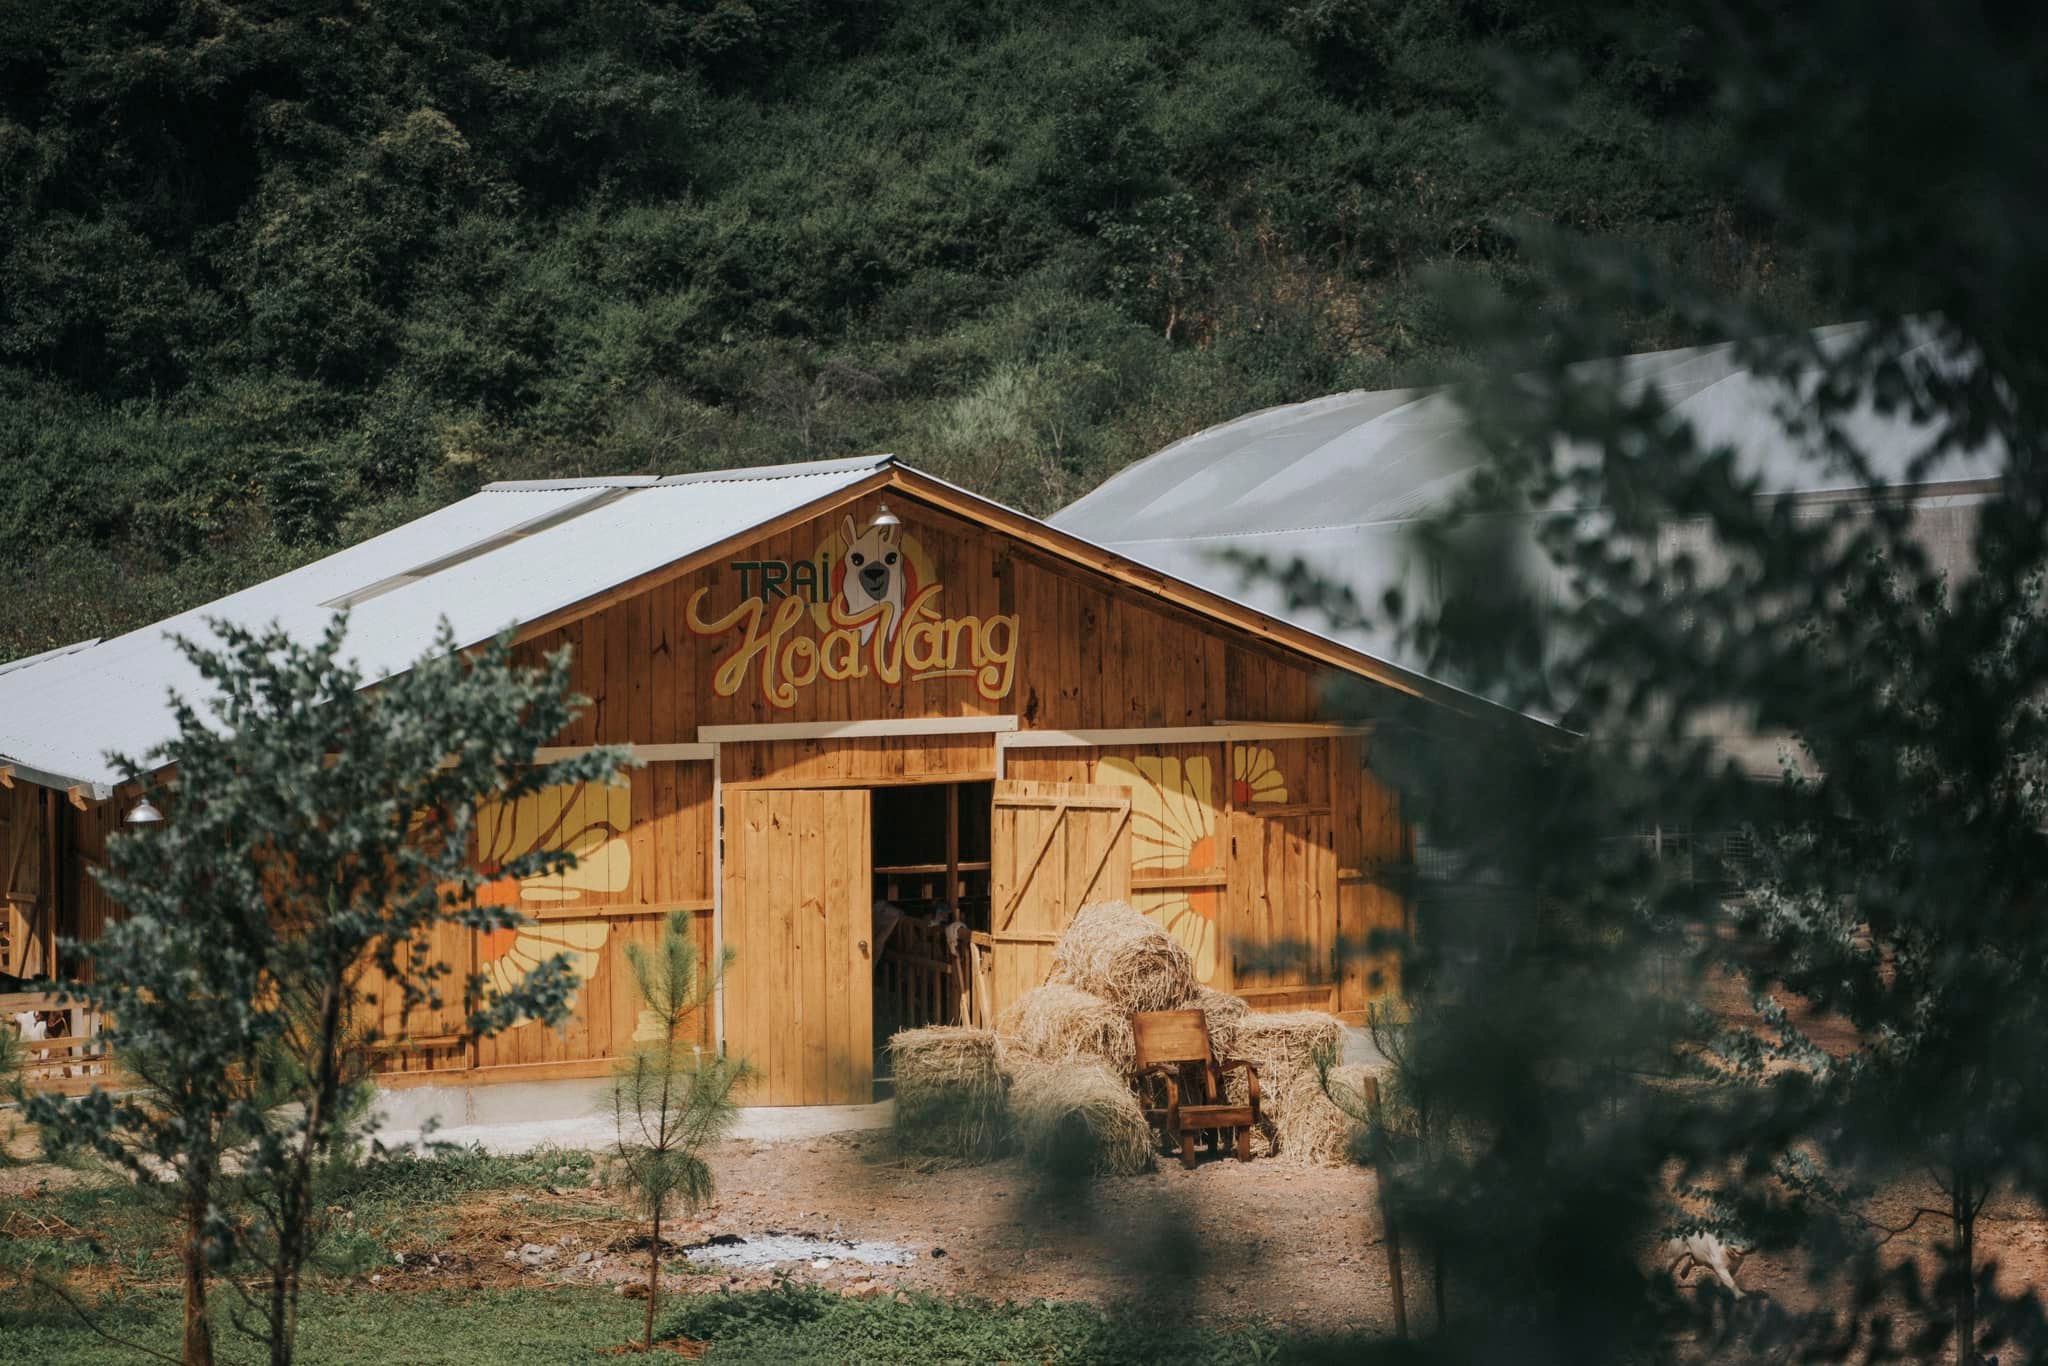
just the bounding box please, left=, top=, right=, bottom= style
left=339, top=1131, right=1396, bottom=1332
left=306, top=1130, right=2048, bottom=1336
left=9, top=1121, right=2048, bottom=1339
left=681, top=1132, right=1392, bottom=1327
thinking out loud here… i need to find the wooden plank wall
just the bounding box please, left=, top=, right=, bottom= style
left=722, top=735, right=995, bottom=788
left=510, top=500, right=1333, bottom=740
left=369, top=759, right=716, bottom=1079
left=1222, top=737, right=1336, bottom=1008
left=359, top=917, right=475, bottom=1076
left=62, top=798, right=123, bottom=983
left=1336, top=734, right=1408, bottom=1009
left=1010, top=735, right=1402, bottom=1014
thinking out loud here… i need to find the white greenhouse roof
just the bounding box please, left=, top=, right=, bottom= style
left=1050, top=323, right=2006, bottom=686
left=0, top=455, right=893, bottom=795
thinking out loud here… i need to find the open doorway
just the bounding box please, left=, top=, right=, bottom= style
left=870, top=781, right=992, bottom=1076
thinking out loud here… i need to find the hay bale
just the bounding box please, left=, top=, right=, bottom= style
left=1232, top=1010, right=1345, bottom=1085
left=887, top=1026, right=1007, bottom=1164
left=1007, top=1056, right=1155, bottom=1176
left=1050, top=901, right=1197, bottom=1012
left=999, top=983, right=1135, bottom=1072
left=1268, top=1063, right=1382, bottom=1166
left=1190, top=986, right=1251, bottom=1055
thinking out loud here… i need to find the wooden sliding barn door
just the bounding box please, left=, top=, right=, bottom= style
left=722, top=787, right=874, bottom=1106
left=1224, top=802, right=1338, bottom=1010
left=0, top=784, right=43, bottom=977
left=987, top=781, right=1133, bottom=1018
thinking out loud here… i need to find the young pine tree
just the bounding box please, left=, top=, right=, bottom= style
left=607, top=911, right=749, bottom=1352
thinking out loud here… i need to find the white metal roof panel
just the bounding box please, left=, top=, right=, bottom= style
left=0, top=457, right=889, bottom=794
left=336, top=462, right=888, bottom=683
left=1051, top=324, right=2006, bottom=702
left=0, top=637, right=102, bottom=679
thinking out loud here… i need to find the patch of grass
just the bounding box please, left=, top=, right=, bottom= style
left=0, top=1145, right=609, bottom=1283
left=1, top=1284, right=1403, bottom=1365
left=327, top=1145, right=612, bottom=1268
left=332, top=1144, right=598, bottom=1204
left=1, top=1286, right=650, bottom=1365
left=0, top=1173, right=175, bottom=1280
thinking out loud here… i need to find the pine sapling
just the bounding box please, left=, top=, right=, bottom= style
left=607, top=911, right=749, bottom=1351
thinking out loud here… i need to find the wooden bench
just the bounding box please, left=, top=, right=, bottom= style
left=1131, top=1008, right=1263, bottom=1166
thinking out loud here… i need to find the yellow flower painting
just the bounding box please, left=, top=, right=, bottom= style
left=1096, top=754, right=1222, bottom=983
left=1231, top=745, right=1289, bottom=806
left=479, top=919, right=611, bottom=1007
left=472, top=781, right=632, bottom=1020
left=1096, top=748, right=1294, bottom=985
left=475, top=780, right=632, bottom=906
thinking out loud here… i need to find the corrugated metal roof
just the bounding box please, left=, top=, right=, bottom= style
left=0, top=637, right=102, bottom=679
left=1050, top=324, right=2006, bottom=694
left=0, top=455, right=892, bottom=795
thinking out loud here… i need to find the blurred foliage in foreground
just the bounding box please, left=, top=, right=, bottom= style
left=0, top=0, right=1810, bottom=657
left=1312, top=3, right=2048, bottom=1361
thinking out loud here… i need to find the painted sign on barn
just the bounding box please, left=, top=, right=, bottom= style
left=685, top=514, right=1021, bottom=706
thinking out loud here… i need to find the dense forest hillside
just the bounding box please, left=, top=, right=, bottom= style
left=0, top=0, right=1806, bottom=660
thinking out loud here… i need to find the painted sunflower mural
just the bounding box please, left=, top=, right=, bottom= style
left=1232, top=744, right=1289, bottom=807
left=473, top=780, right=632, bottom=1018
left=1095, top=747, right=1289, bottom=984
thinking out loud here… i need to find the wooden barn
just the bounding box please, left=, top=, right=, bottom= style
left=0, top=455, right=1467, bottom=1107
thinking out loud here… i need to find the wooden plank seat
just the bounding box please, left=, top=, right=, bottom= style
left=1131, top=1009, right=1263, bottom=1166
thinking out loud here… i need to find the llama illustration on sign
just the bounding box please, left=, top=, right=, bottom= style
left=835, top=514, right=908, bottom=646
left=687, top=509, right=1019, bottom=706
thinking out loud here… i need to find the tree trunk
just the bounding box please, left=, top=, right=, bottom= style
left=272, top=975, right=348, bottom=1366
left=1365, top=1077, right=1407, bottom=1337
left=268, top=1172, right=299, bottom=1366
left=1955, top=1178, right=1977, bottom=1366
left=182, top=1176, right=216, bottom=1366
left=644, top=1206, right=661, bottom=1351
